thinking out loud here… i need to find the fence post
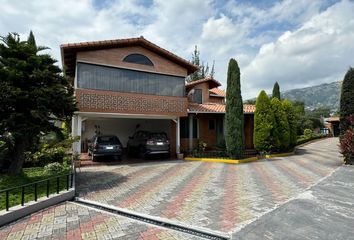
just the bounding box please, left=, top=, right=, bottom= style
left=66, top=174, right=69, bottom=190
left=21, top=187, right=25, bottom=206
left=34, top=183, right=38, bottom=201
left=70, top=173, right=73, bottom=189
left=5, top=190, right=9, bottom=211
left=56, top=177, right=60, bottom=194
left=46, top=180, right=50, bottom=197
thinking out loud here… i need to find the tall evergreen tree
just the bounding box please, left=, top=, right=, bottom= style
left=283, top=100, right=298, bottom=147
left=271, top=98, right=290, bottom=151
left=340, top=67, right=354, bottom=135
left=272, top=82, right=281, bottom=99
left=254, top=90, right=275, bottom=151
left=27, top=30, right=36, bottom=48
left=187, top=45, right=215, bottom=82
left=0, top=32, right=76, bottom=173
left=225, top=58, right=244, bottom=159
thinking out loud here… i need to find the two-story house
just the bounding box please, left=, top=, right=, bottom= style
left=61, top=37, right=255, bottom=158
left=61, top=37, right=198, bottom=156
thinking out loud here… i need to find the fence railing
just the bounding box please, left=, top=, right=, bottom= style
left=0, top=172, right=74, bottom=212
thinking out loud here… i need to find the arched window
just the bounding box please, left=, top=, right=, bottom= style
left=123, top=54, right=154, bottom=66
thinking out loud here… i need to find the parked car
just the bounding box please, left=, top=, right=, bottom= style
left=127, top=131, right=170, bottom=158
left=88, top=135, right=123, bottom=161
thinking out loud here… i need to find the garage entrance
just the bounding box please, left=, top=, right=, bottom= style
left=72, top=113, right=180, bottom=163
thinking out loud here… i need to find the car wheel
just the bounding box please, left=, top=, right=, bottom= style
left=139, top=146, right=145, bottom=159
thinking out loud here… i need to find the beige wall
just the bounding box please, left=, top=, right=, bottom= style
left=76, top=46, right=188, bottom=77
left=82, top=118, right=171, bottom=148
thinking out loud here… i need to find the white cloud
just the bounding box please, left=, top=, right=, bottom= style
left=242, top=0, right=354, bottom=98
left=0, top=0, right=352, bottom=100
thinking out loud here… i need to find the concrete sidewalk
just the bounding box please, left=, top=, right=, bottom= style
left=233, top=165, right=354, bottom=240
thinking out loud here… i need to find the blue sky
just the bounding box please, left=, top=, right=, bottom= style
left=1, top=0, right=353, bottom=99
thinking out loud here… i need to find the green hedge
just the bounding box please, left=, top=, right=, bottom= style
left=296, top=133, right=327, bottom=146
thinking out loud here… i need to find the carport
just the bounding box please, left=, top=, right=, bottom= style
left=71, top=112, right=180, bottom=159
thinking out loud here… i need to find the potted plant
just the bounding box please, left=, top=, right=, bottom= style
left=339, top=115, right=354, bottom=165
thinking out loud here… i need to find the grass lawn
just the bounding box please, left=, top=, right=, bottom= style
left=0, top=167, right=72, bottom=211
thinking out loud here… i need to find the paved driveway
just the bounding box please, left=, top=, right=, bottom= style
left=76, top=138, right=342, bottom=235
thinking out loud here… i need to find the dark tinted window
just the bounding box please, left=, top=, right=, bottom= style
left=149, top=132, right=167, bottom=139
left=193, top=89, right=202, bottom=104
left=97, top=136, right=120, bottom=144
left=123, top=54, right=154, bottom=66
left=77, top=63, right=185, bottom=97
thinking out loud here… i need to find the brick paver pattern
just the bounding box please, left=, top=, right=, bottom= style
left=0, top=202, right=203, bottom=240
left=0, top=138, right=342, bottom=239
left=77, top=138, right=342, bottom=234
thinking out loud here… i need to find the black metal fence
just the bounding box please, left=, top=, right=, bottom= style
left=0, top=173, right=74, bottom=211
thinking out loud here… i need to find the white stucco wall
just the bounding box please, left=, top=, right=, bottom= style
left=82, top=118, right=171, bottom=147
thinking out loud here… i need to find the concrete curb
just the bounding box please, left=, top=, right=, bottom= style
left=184, top=156, right=258, bottom=164
left=0, top=190, right=75, bottom=227
left=75, top=197, right=230, bottom=239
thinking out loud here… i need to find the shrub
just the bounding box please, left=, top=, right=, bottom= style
left=339, top=115, right=354, bottom=164
left=44, top=162, right=64, bottom=175
left=30, top=146, right=66, bottom=167
left=303, top=129, right=313, bottom=137
left=254, top=90, right=275, bottom=151
left=282, top=100, right=298, bottom=147
left=340, top=67, right=354, bottom=135
left=271, top=98, right=290, bottom=151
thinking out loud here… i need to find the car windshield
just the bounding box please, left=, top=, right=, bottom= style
left=149, top=133, right=167, bottom=139
left=97, top=136, right=120, bottom=144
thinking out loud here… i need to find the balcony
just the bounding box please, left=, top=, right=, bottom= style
left=75, top=88, right=188, bottom=117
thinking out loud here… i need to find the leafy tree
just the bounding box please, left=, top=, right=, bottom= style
left=340, top=67, right=354, bottom=135
left=0, top=32, right=76, bottom=173
left=187, top=45, right=215, bottom=82
left=282, top=100, right=298, bottom=147
left=306, top=107, right=331, bottom=118
left=244, top=99, right=256, bottom=105
left=271, top=98, right=290, bottom=151
left=272, top=82, right=281, bottom=99
left=225, top=58, right=244, bottom=159
left=254, top=90, right=275, bottom=151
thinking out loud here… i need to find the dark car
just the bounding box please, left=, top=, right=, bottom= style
left=127, top=131, right=170, bottom=158
left=88, top=135, right=123, bottom=161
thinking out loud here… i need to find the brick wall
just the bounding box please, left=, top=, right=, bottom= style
left=76, top=46, right=187, bottom=77
left=76, top=88, right=188, bottom=117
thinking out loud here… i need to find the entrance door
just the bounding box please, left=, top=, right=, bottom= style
left=216, top=118, right=224, bottom=144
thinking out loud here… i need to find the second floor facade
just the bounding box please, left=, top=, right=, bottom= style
left=61, top=37, right=198, bottom=117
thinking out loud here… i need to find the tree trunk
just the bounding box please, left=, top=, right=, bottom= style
left=8, top=139, right=27, bottom=174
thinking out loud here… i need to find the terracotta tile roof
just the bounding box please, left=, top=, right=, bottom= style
left=326, top=116, right=340, bottom=122
left=209, top=88, right=225, bottom=97
left=188, top=103, right=255, bottom=113
left=61, top=36, right=198, bottom=77
left=185, top=77, right=221, bottom=90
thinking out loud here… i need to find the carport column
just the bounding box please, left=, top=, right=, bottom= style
left=76, top=115, right=82, bottom=153
left=189, top=114, right=193, bottom=152
left=176, top=117, right=180, bottom=154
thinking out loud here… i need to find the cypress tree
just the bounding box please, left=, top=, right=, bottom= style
left=271, top=98, right=290, bottom=151
left=225, top=58, right=244, bottom=159
left=283, top=100, right=298, bottom=147
left=340, top=67, right=354, bottom=135
left=272, top=82, right=281, bottom=99
left=254, top=90, right=275, bottom=151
